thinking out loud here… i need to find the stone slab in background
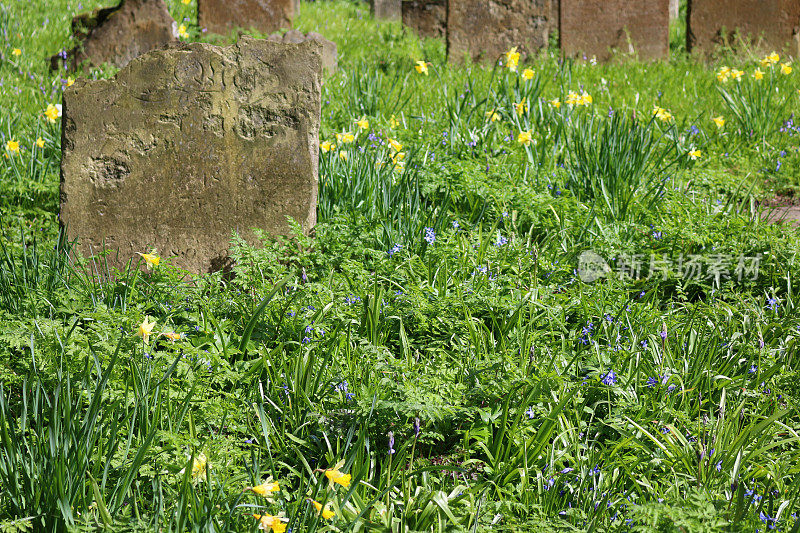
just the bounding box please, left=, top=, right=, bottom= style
left=60, top=36, right=322, bottom=274
left=447, top=0, right=556, bottom=63
left=670, top=0, right=679, bottom=20
left=688, top=0, right=800, bottom=57
left=560, top=0, right=669, bottom=61
left=371, top=0, right=401, bottom=21
left=402, top=0, right=445, bottom=38
left=50, top=0, right=177, bottom=71
left=198, top=0, right=294, bottom=35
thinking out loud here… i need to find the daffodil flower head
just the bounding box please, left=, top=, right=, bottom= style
left=752, top=68, right=764, bottom=80
left=12, top=48, right=21, bottom=56
left=254, top=513, right=288, bottom=533
left=712, top=116, right=725, bottom=129
left=178, top=24, right=189, bottom=39
left=161, top=331, right=183, bottom=342
left=414, top=60, right=428, bottom=75
left=485, top=109, right=499, bottom=122
left=388, top=138, right=403, bottom=152
left=66, top=76, right=75, bottom=87
left=549, top=98, right=561, bottom=109
left=514, top=98, right=527, bottom=116
left=517, top=130, right=533, bottom=146
left=137, top=251, right=160, bottom=269
left=688, top=148, right=701, bottom=160
left=521, top=68, right=534, bottom=80
left=578, top=91, right=592, bottom=106
left=136, top=316, right=156, bottom=343
left=325, top=461, right=351, bottom=488
left=35, top=138, right=45, bottom=148
left=338, top=150, right=348, bottom=161
left=191, top=453, right=208, bottom=481
left=6, top=140, right=19, bottom=153
left=320, top=140, right=335, bottom=152
left=336, top=132, right=355, bottom=144
left=249, top=477, right=280, bottom=498
left=44, top=103, right=61, bottom=123
left=389, top=115, right=400, bottom=128
left=356, top=116, right=369, bottom=130
left=716, top=66, right=731, bottom=83
left=780, top=62, right=792, bottom=75
left=504, top=46, right=520, bottom=72
left=309, top=499, right=336, bottom=519
left=730, top=69, right=744, bottom=81
left=565, top=91, right=580, bottom=106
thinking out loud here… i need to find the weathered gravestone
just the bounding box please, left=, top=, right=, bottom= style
left=688, top=0, right=800, bottom=57
left=560, top=0, right=669, bottom=61
left=447, top=0, right=556, bottom=63
left=267, top=30, right=338, bottom=74
left=371, top=0, right=402, bottom=21
left=60, top=36, right=322, bottom=274
left=402, top=0, right=445, bottom=39
left=670, top=0, right=680, bottom=20
left=198, top=0, right=294, bottom=35
left=50, top=0, right=177, bottom=71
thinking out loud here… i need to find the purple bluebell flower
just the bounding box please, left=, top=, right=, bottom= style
left=601, top=370, right=618, bottom=385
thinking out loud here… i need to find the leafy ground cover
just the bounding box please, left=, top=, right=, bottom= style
left=1, top=0, right=800, bottom=531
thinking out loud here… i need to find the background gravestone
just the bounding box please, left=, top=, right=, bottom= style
left=371, top=0, right=401, bottom=21
left=60, top=36, right=322, bottom=274
left=402, top=0, right=445, bottom=38
left=198, top=0, right=294, bottom=35
left=447, top=0, right=556, bottom=63
left=688, top=0, right=800, bottom=57
left=50, top=0, right=177, bottom=71
left=560, top=0, right=669, bottom=61
left=670, top=0, right=679, bottom=20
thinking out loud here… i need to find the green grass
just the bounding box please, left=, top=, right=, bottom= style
left=1, top=0, right=800, bottom=531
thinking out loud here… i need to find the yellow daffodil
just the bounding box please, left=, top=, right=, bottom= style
left=730, top=69, right=744, bottom=81
left=549, top=98, right=561, bottom=109
left=161, top=331, right=183, bottom=342
left=356, top=116, right=369, bottom=130
left=565, top=91, right=580, bottom=106
left=35, top=137, right=45, bottom=148
left=392, top=160, right=405, bottom=172
left=517, top=130, right=532, bottom=146
left=325, top=461, right=351, bottom=488
left=761, top=52, right=779, bottom=67
left=521, top=68, right=534, bottom=80
left=781, top=62, right=792, bottom=75
left=688, top=148, right=701, bottom=160
left=578, top=91, right=592, bottom=106
left=44, top=103, right=61, bottom=123
left=485, top=109, right=499, bottom=122
left=178, top=24, right=189, bottom=39
left=253, top=513, right=288, bottom=533
left=182, top=0, right=191, bottom=4
left=66, top=76, right=75, bottom=87
left=414, top=60, right=428, bottom=75
left=504, top=46, right=520, bottom=72
left=716, top=66, right=731, bottom=83
left=388, top=138, right=403, bottom=152
left=336, top=132, right=355, bottom=144
left=338, top=150, right=348, bottom=161
left=514, top=98, right=527, bottom=116
left=652, top=106, right=672, bottom=122
left=389, top=115, right=400, bottom=129
left=712, top=116, right=725, bottom=129
left=11, top=48, right=21, bottom=56
left=136, top=316, right=156, bottom=342
left=309, top=499, right=335, bottom=519
left=320, top=140, right=335, bottom=152
left=249, top=479, right=280, bottom=497
left=190, top=453, right=208, bottom=481
left=137, top=251, right=160, bottom=269
left=752, top=68, right=764, bottom=80
left=6, top=140, right=19, bottom=153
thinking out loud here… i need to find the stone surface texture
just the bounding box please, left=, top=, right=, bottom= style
left=60, top=36, right=322, bottom=274
left=670, top=0, right=679, bottom=20
left=198, top=0, right=294, bottom=35
left=50, top=0, right=177, bottom=71
left=447, top=0, right=556, bottom=63
left=267, top=30, right=337, bottom=74
left=560, top=0, right=669, bottom=61
left=371, top=0, right=402, bottom=21
left=688, top=0, right=800, bottom=57
left=402, top=0, right=445, bottom=38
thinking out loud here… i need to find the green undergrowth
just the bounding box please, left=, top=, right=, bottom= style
left=1, top=0, right=799, bottom=531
